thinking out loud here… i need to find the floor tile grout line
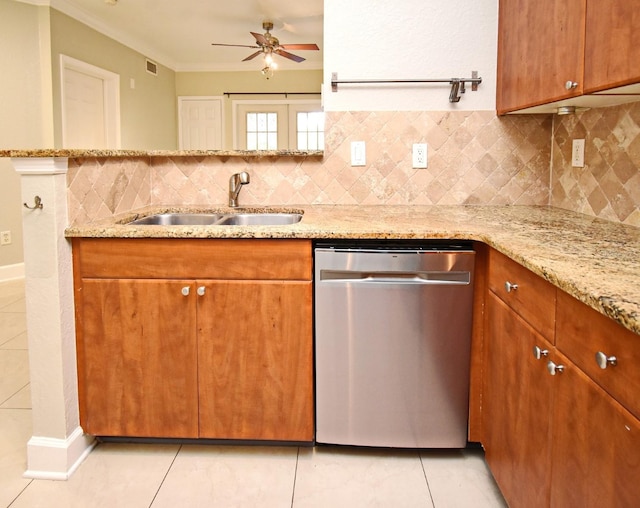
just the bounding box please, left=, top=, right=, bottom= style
left=419, top=452, right=437, bottom=508
left=0, top=382, right=30, bottom=408
left=6, top=478, right=34, bottom=508
left=290, top=446, right=300, bottom=508
left=148, top=443, right=182, bottom=507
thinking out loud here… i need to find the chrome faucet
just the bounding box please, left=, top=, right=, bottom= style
left=228, top=171, right=250, bottom=207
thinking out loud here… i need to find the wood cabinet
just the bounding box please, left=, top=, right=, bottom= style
left=497, top=0, right=640, bottom=114
left=73, top=238, right=313, bottom=441
left=198, top=280, right=313, bottom=441
left=497, top=0, right=585, bottom=114
left=584, top=0, right=640, bottom=93
left=78, top=279, right=199, bottom=437
left=483, top=247, right=640, bottom=506
left=484, top=293, right=555, bottom=508
left=550, top=349, right=640, bottom=507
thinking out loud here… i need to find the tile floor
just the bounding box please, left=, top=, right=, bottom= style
left=0, top=278, right=507, bottom=508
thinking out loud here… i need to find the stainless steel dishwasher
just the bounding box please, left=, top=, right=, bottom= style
left=314, top=242, right=475, bottom=448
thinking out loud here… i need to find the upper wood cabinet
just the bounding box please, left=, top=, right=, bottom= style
left=497, top=0, right=640, bottom=114
left=584, top=0, right=640, bottom=93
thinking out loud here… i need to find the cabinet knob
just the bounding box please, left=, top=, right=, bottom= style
left=181, top=286, right=190, bottom=296
left=595, top=351, right=617, bottom=369
left=533, top=346, right=549, bottom=360
left=197, top=286, right=206, bottom=296
left=504, top=281, right=519, bottom=293
left=565, top=80, right=579, bottom=90
left=547, top=360, right=565, bottom=376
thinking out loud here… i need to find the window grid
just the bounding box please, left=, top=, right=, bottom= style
left=296, top=111, right=325, bottom=150
left=246, top=112, right=277, bottom=150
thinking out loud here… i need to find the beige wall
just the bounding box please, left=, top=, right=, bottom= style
left=50, top=9, right=178, bottom=150
left=176, top=70, right=323, bottom=150
left=0, top=0, right=53, bottom=268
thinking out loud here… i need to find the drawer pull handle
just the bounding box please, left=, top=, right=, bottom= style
left=533, top=346, right=549, bottom=360
left=547, top=361, right=564, bottom=376
left=565, top=80, right=579, bottom=90
left=595, top=351, right=617, bottom=369
left=197, top=286, right=206, bottom=296
left=504, top=281, right=519, bottom=292
left=181, top=286, right=190, bottom=296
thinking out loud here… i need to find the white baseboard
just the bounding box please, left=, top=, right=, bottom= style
left=23, top=427, right=96, bottom=480
left=0, top=262, right=25, bottom=282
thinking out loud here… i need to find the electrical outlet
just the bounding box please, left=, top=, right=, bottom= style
left=412, top=143, right=428, bottom=168
left=0, top=231, right=11, bottom=246
left=572, top=139, right=585, bottom=167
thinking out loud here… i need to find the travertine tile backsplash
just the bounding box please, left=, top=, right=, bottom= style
left=552, top=102, right=640, bottom=226
left=66, top=105, right=640, bottom=227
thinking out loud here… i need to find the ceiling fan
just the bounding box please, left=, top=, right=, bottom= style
left=211, top=21, right=319, bottom=63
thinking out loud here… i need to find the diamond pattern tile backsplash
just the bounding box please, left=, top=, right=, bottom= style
left=551, top=101, right=640, bottom=226
left=66, top=104, right=640, bottom=227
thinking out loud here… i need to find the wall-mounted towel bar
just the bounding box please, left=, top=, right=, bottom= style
left=223, top=92, right=321, bottom=97
left=330, top=71, right=482, bottom=103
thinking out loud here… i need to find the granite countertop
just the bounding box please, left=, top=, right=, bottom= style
left=0, top=149, right=323, bottom=158
left=65, top=204, right=640, bottom=336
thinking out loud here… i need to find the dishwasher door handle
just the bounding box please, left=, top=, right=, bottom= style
left=319, top=270, right=471, bottom=285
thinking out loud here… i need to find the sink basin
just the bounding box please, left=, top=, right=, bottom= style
left=217, top=213, right=302, bottom=226
left=128, top=213, right=225, bottom=225
left=127, top=212, right=302, bottom=226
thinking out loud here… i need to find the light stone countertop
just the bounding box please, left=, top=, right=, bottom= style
left=1, top=149, right=323, bottom=158
left=65, top=204, right=640, bottom=336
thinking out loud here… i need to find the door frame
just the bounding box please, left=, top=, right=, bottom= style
left=60, top=55, right=121, bottom=149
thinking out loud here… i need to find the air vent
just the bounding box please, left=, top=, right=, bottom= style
left=145, top=58, right=158, bottom=76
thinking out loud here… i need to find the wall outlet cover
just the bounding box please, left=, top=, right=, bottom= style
left=572, top=139, right=585, bottom=168
left=412, top=143, right=428, bottom=168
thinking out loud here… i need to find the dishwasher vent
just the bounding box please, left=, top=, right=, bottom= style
left=145, top=58, right=158, bottom=76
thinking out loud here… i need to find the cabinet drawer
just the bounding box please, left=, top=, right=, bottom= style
left=488, top=249, right=556, bottom=340
left=73, top=238, right=312, bottom=280
left=556, top=290, right=640, bottom=420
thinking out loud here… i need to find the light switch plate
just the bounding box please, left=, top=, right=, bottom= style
left=351, top=141, right=366, bottom=166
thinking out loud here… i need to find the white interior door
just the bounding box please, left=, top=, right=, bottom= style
left=60, top=55, right=120, bottom=149
left=178, top=97, right=223, bottom=150
left=63, top=69, right=105, bottom=148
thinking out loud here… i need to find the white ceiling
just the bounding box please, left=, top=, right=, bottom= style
left=34, top=0, right=323, bottom=72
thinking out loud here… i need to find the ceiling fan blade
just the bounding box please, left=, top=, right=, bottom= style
left=274, top=49, right=305, bottom=63
left=279, top=43, right=319, bottom=51
left=250, top=31, right=270, bottom=46
left=211, top=43, right=260, bottom=49
left=242, top=51, right=263, bottom=62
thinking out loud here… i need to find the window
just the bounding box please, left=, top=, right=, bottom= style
left=234, top=100, right=323, bottom=150
left=296, top=111, right=324, bottom=150
left=246, top=112, right=278, bottom=150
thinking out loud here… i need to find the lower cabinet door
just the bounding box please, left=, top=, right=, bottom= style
left=78, top=279, right=199, bottom=437
left=197, top=280, right=313, bottom=441
left=550, top=352, right=640, bottom=507
left=484, top=293, right=554, bottom=508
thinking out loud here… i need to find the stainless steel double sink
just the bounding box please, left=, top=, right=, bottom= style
left=128, top=212, right=302, bottom=226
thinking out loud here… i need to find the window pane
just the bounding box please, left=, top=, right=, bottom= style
left=267, top=132, right=277, bottom=150
left=257, top=132, right=268, bottom=150
left=296, top=111, right=324, bottom=150
left=298, top=132, right=308, bottom=150
left=247, top=133, right=257, bottom=150
left=267, top=113, right=277, bottom=131
left=247, top=113, right=257, bottom=132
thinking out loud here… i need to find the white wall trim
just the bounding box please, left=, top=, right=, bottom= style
left=12, top=157, right=69, bottom=175
left=23, top=427, right=96, bottom=480
left=0, top=263, right=25, bottom=282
